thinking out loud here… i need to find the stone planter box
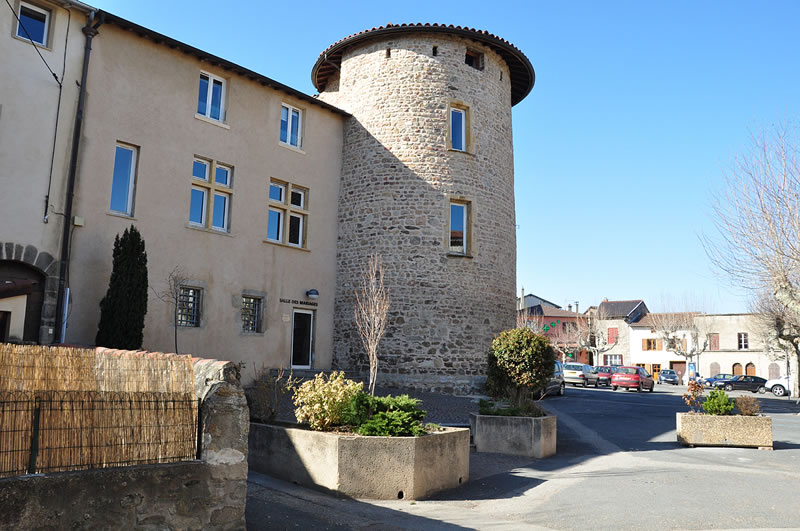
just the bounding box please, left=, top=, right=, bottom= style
left=248, top=423, right=469, bottom=500
left=676, top=412, right=773, bottom=449
left=469, top=413, right=557, bottom=458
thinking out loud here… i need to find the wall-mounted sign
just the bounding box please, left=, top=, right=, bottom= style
left=279, top=298, right=318, bottom=307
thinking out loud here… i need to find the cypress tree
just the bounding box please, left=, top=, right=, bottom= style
left=95, top=225, right=148, bottom=349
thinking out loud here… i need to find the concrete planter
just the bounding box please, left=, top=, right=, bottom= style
left=248, top=423, right=470, bottom=500
left=469, top=413, right=557, bottom=458
left=676, top=412, right=773, bottom=449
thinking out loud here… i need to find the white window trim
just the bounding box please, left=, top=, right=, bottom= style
left=197, top=71, right=226, bottom=122
left=290, top=188, right=305, bottom=209
left=215, top=164, right=231, bottom=186
left=449, top=201, right=468, bottom=255
left=287, top=212, right=304, bottom=247
left=280, top=104, right=303, bottom=148
left=193, top=158, right=209, bottom=181
left=211, top=192, right=230, bottom=231
left=110, top=143, right=137, bottom=216
left=269, top=182, right=285, bottom=204
left=17, top=2, right=49, bottom=46
left=450, top=108, right=466, bottom=152
left=189, top=186, right=207, bottom=226
left=291, top=309, right=314, bottom=369
left=267, top=207, right=284, bottom=242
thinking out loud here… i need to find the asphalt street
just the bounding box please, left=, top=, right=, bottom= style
left=246, top=384, right=800, bottom=530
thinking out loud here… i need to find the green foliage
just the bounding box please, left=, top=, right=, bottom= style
left=735, top=395, right=762, bottom=416
left=95, top=225, right=148, bottom=349
left=342, top=392, right=426, bottom=431
left=702, top=388, right=735, bottom=415
left=355, top=410, right=427, bottom=436
left=292, top=371, right=363, bottom=431
left=487, top=328, right=555, bottom=404
left=478, top=399, right=546, bottom=418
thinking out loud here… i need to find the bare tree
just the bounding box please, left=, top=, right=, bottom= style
left=751, top=291, right=800, bottom=398
left=547, top=321, right=581, bottom=362
left=151, top=266, right=188, bottom=354
left=354, top=254, right=390, bottom=396
left=577, top=306, right=618, bottom=365
left=704, top=122, right=800, bottom=392
left=648, top=312, right=709, bottom=375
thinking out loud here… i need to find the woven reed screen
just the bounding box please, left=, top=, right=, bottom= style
left=0, top=345, right=197, bottom=478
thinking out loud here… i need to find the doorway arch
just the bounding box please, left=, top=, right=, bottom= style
left=745, top=363, right=756, bottom=376
left=0, top=260, right=46, bottom=342
left=732, top=363, right=743, bottom=375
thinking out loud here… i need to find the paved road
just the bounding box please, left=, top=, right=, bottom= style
left=246, top=385, right=800, bottom=530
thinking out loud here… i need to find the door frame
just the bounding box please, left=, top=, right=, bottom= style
left=290, top=308, right=314, bottom=369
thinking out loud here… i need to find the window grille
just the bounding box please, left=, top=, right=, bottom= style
left=241, top=296, right=262, bottom=333
left=177, top=287, right=202, bottom=327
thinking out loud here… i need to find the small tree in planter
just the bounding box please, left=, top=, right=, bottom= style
left=487, top=328, right=556, bottom=410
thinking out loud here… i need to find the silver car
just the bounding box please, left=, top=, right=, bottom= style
left=563, top=362, right=599, bottom=388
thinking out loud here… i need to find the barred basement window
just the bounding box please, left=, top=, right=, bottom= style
left=177, top=287, right=202, bottom=327
left=241, top=296, right=263, bottom=333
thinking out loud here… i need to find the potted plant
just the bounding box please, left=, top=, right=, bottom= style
left=247, top=371, right=470, bottom=500
left=470, top=328, right=557, bottom=458
left=676, top=380, right=773, bottom=449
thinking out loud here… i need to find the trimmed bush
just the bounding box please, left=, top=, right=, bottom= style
left=487, top=328, right=555, bottom=405
left=356, top=410, right=427, bottom=437
left=292, top=372, right=363, bottom=431
left=342, top=393, right=428, bottom=436
left=702, top=388, right=734, bottom=415
left=735, top=395, right=762, bottom=416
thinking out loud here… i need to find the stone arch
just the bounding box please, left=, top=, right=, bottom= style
left=768, top=363, right=780, bottom=379
left=732, top=363, right=743, bottom=375
left=709, top=361, right=720, bottom=377
left=0, top=241, right=59, bottom=344
left=745, top=362, right=756, bottom=376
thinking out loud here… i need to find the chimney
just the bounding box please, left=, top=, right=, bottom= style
left=567, top=304, right=572, bottom=312
left=575, top=302, right=579, bottom=314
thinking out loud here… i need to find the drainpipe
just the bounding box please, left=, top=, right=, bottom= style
left=54, top=10, right=103, bottom=343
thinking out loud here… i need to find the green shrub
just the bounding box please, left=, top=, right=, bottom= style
left=702, top=388, right=734, bottom=415
left=292, top=371, right=363, bottom=431
left=487, top=328, right=555, bottom=405
left=355, top=410, right=427, bottom=436
left=735, top=395, right=761, bottom=416
left=342, top=392, right=426, bottom=428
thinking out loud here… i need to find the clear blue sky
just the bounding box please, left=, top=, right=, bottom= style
left=89, top=0, right=800, bottom=314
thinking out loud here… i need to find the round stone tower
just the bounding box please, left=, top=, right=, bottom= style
left=312, top=23, right=534, bottom=393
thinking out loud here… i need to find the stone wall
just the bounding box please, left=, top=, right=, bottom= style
left=319, top=33, right=518, bottom=393
left=0, top=358, right=249, bottom=530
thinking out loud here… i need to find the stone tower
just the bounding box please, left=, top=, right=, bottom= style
left=312, top=23, right=534, bottom=393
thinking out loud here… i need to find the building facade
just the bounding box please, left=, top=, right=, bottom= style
left=2, top=6, right=534, bottom=390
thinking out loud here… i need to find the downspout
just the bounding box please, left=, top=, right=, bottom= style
left=54, top=10, right=103, bottom=343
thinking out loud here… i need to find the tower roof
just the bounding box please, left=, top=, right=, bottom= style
left=312, top=23, right=535, bottom=106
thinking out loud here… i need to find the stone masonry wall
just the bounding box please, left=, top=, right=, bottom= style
left=319, top=34, right=517, bottom=393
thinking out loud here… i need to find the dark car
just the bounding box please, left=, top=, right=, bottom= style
left=714, top=375, right=767, bottom=393
left=704, top=373, right=735, bottom=388
left=658, top=369, right=679, bottom=385
left=540, top=360, right=566, bottom=397
left=594, top=366, right=616, bottom=387
left=611, top=366, right=655, bottom=392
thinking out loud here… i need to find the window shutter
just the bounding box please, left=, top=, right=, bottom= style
left=656, top=339, right=663, bottom=350
left=681, top=338, right=687, bottom=350
left=642, top=338, right=647, bottom=350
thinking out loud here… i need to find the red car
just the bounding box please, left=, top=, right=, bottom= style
left=594, top=366, right=616, bottom=387
left=611, top=366, right=654, bottom=392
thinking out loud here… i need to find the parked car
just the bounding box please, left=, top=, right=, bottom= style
left=658, top=369, right=679, bottom=385
left=762, top=375, right=792, bottom=397
left=704, top=373, right=735, bottom=388
left=594, top=366, right=616, bottom=387
left=541, top=360, right=566, bottom=397
left=611, top=366, right=654, bottom=392
left=563, top=363, right=599, bottom=387
left=714, top=375, right=767, bottom=393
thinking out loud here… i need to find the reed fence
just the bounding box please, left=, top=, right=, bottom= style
left=0, top=344, right=198, bottom=478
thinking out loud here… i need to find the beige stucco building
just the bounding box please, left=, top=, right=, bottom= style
left=2, top=5, right=534, bottom=389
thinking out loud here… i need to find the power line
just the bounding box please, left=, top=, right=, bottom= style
left=5, top=0, right=62, bottom=86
